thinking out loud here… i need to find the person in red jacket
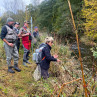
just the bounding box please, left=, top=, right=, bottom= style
left=19, top=21, right=32, bottom=66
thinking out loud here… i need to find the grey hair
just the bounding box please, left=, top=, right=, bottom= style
left=45, top=37, right=54, bottom=43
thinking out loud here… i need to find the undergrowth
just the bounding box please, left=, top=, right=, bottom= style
left=0, top=33, right=96, bottom=97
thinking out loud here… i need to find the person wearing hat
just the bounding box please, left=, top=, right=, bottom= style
left=33, top=26, right=40, bottom=47
left=13, top=22, right=20, bottom=52
left=19, top=20, right=32, bottom=66
left=33, top=26, right=39, bottom=38
left=0, top=17, right=21, bottom=73
left=40, top=37, right=60, bottom=79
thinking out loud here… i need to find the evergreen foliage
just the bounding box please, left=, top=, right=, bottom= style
left=25, top=0, right=82, bottom=38
left=35, top=0, right=82, bottom=37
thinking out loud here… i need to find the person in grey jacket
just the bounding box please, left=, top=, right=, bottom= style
left=1, top=18, right=21, bottom=73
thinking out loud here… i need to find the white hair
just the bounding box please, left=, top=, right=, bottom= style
left=45, top=37, right=54, bottom=43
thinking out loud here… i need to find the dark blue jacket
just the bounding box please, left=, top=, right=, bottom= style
left=40, top=44, right=57, bottom=70
left=33, top=31, right=39, bottom=38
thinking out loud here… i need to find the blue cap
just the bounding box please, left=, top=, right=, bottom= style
left=34, top=26, right=38, bottom=29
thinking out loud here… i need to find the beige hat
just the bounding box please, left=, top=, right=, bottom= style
left=24, top=20, right=30, bottom=24
left=45, top=37, right=54, bottom=43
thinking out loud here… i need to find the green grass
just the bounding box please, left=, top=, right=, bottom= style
left=0, top=40, right=3, bottom=45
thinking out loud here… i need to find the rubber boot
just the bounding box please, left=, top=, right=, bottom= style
left=26, top=60, right=31, bottom=64
left=27, top=56, right=30, bottom=60
left=23, top=61, right=28, bottom=67
left=14, top=64, right=21, bottom=72
left=8, top=66, right=15, bottom=73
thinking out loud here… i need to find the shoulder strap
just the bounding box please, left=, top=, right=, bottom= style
left=39, top=43, right=47, bottom=48
left=41, top=44, right=47, bottom=61
left=42, top=56, right=46, bottom=61
left=5, top=25, right=10, bottom=29
left=23, top=27, right=27, bottom=31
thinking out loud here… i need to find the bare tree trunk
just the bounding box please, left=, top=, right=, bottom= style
left=3, top=0, right=25, bottom=14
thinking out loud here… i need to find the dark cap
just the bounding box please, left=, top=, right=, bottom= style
left=24, top=20, right=30, bottom=24
left=14, top=22, right=20, bottom=25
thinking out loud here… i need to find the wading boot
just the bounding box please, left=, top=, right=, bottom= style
left=23, top=61, right=28, bottom=67
left=26, top=60, right=31, bottom=64
left=14, top=64, right=21, bottom=72
left=8, top=66, right=15, bottom=73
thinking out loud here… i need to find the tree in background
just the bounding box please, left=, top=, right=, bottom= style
left=26, top=4, right=38, bottom=25
left=0, top=10, right=25, bottom=27
left=34, top=0, right=82, bottom=41
left=37, top=0, right=56, bottom=32
left=3, top=0, right=25, bottom=15
left=0, top=0, right=25, bottom=26
left=82, top=0, right=97, bottom=40
left=30, top=0, right=40, bottom=6
left=0, top=0, right=82, bottom=41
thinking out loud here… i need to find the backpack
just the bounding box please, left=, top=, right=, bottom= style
left=33, top=43, right=47, bottom=64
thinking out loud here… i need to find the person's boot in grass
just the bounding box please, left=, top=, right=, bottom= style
left=23, top=61, right=28, bottom=67
left=14, top=64, right=21, bottom=72
left=8, top=66, right=15, bottom=73
left=26, top=60, right=31, bottom=64
left=27, top=56, right=30, bottom=60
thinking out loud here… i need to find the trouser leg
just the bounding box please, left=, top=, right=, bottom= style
left=23, top=46, right=29, bottom=62
left=4, top=42, right=15, bottom=73
left=12, top=44, right=19, bottom=65
left=16, top=39, right=20, bottom=52
left=26, top=50, right=30, bottom=60
left=4, top=42, right=12, bottom=67
left=41, top=68, right=49, bottom=79
left=12, top=44, right=21, bottom=72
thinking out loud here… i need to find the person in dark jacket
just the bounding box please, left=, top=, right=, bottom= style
left=40, top=37, right=60, bottom=79
left=33, top=26, right=39, bottom=38
left=13, top=22, right=20, bottom=52
left=33, top=26, right=40, bottom=48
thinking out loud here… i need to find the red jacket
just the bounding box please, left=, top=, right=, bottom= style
left=22, top=27, right=31, bottom=50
